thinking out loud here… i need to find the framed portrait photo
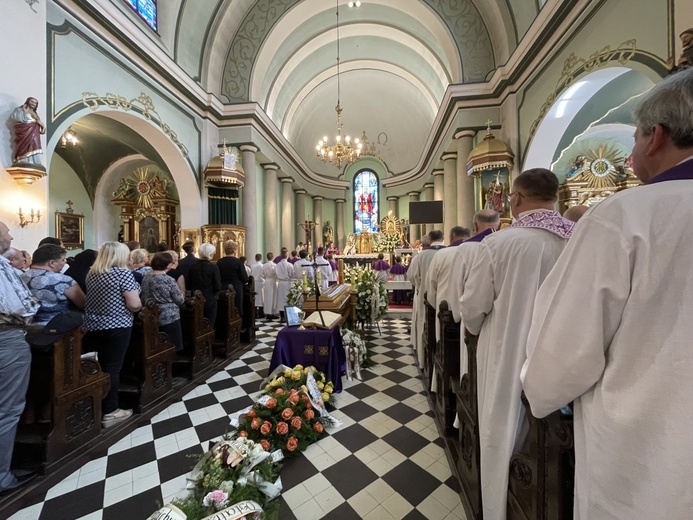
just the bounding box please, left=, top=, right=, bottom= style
left=284, top=306, right=302, bottom=327
left=55, top=208, right=84, bottom=250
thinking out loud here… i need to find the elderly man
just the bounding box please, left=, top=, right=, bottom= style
left=2, top=247, right=25, bottom=274
left=563, top=204, right=589, bottom=222
left=0, top=220, right=39, bottom=495
left=522, top=68, right=693, bottom=520
left=407, top=230, right=445, bottom=367
left=461, top=169, right=574, bottom=520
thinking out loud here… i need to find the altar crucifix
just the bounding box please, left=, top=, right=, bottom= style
left=297, top=215, right=315, bottom=250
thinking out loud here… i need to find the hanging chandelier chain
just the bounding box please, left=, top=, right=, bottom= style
left=336, top=0, right=341, bottom=108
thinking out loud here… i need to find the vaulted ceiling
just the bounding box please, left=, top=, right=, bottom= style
left=118, top=0, right=548, bottom=177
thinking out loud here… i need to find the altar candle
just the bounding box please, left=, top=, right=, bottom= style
left=302, top=272, right=308, bottom=290
left=338, top=259, right=344, bottom=284
left=317, top=270, right=322, bottom=286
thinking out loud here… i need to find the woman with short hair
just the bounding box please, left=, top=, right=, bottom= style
left=129, top=248, right=151, bottom=285
left=84, top=242, right=142, bottom=429
left=141, top=252, right=185, bottom=351
left=187, top=242, right=222, bottom=324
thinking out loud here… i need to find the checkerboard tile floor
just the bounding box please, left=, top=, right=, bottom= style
left=8, top=318, right=466, bottom=520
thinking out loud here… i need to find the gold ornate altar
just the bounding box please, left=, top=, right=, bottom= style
left=201, top=225, right=247, bottom=261
left=558, top=145, right=640, bottom=212
left=111, top=167, right=178, bottom=252
left=345, top=212, right=407, bottom=255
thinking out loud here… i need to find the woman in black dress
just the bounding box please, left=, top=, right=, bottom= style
left=216, top=240, right=248, bottom=315
left=187, top=243, right=222, bottom=324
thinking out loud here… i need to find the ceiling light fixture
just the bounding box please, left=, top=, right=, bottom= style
left=316, top=0, right=362, bottom=169
left=348, top=1, right=361, bottom=7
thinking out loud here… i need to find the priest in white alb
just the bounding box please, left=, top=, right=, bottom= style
left=274, top=251, right=294, bottom=323
left=461, top=169, right=574, bottom=520
left=250, top=253, right=264, bottom=318
left=407, top=234, right=430, bottom=362
left=408, top=231, right=445, bottom=367
left=261, top=252, right=277, bottom=320
left=522, top=67, right=693, bottom=520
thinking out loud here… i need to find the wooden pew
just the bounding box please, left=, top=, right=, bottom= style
left=121, top=301, right=177, bottom=412
left=15, top=326, right=110, bottom=474
left=452, top=331, right=483, bottom=520
left=422, top=292, right=436, bottom=388
left=241, top=276, right=256, bottom=343
left=214, top=286, right=242, bottom=357
left=507, top=396, right=575, bottom=520
left=433, top=300, right=460, bottom=436
left=179, top=290, right=216, bottom=378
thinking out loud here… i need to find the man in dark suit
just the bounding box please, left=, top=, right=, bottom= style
left=177, top=241, right=199, bottom=288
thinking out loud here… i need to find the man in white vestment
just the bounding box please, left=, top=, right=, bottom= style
left=522, top=68, right=693, bottom=520
left=426, top=226, right=471, bottom=342
left=461, top=169, right=574, bottom=520
left=314, top=247, right=332, bottom=291
left=275, top=251, right=294, bottom=322
left=250, top=254, right=264, bottom=318
left=451, top=210, right=499, bottom=410
left=292, top=250, right=314, bottom=281
left=261, top=252, right=278, bottom=320
left=407, top=235, right=430, bottom=363
left=407, top=231, right=445, bottom=367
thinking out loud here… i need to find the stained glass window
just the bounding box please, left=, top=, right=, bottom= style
left=353, top=169, right=379, bottom=233
left=124, top=0, right=158, bottom=31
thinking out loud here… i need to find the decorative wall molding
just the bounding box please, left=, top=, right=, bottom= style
left=81, top=91, right=190, bottom=158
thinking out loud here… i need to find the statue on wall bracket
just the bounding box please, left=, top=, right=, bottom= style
left=7, top=96, right=47, bottom=185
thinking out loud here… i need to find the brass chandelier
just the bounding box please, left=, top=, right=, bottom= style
left=316, top=0, right=362, bottom=168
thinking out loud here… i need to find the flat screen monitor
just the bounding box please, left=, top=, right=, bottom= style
left=409, top=200, right=444, bottom=224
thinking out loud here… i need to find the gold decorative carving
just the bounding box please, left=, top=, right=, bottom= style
left=530, top=40, right=637, bottom=138
left=81, top=91, right=189, bottom=158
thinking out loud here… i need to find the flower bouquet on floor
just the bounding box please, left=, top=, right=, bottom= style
left=351, top=266, right=388, bottom=329
left=151, top=437, right=282, bottom=520
left=340, top=328, right=371, bottom=380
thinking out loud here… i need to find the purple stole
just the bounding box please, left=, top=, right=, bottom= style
left=465, top=228, right=494, bottom=243
left=646, top=158, right=693, bottom=184
left=273, top=256, right=282, bottom=264
left=511, top=210, right=574, bottom=239
left=288, top=257, right=299, bottom=264
left=390, top=263, right=408, bottom=275
left=449, top=238, right=466, bottom=247
left=373, top=260, right=390, bottom=271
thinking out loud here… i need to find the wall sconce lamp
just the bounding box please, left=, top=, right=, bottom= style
left=18, top=207, right=41, bottom=228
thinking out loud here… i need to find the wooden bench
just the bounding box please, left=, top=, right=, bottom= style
left=507, top=395, right=575, bottom=520
left=15, top=326, right=110, bottom=474
left=452, top=331, right=483, bottom=520
left=433, top=300, right=460, bottom=436
left=179, top=291, right=216, bottom=378
left=120, top=301, right=177, bottom=412
left=422, top=292, right=436, bottom=388
left=241, top=276, right=256, bottom=343
left=214, top=287, right=242, bottom=358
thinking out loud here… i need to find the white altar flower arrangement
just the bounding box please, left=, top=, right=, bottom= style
left=352, top=267, right=388, bottom=328
left=373, top=233, right=401, bottom=253
left=341, top=328, right=369, bottom=380
left=286, top=278, right=315, bottom=308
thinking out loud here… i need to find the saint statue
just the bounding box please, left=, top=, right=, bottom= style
left=485, top=173, right=506, bottom=214
left=322, top=220, right=334, bottom=245
left=11, top=97, right=46, bottom=168
left=678, top=28, right=693, bottom=69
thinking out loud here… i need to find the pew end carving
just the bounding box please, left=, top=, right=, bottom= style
left=434, top=300, right=461, bottom=436
left=214, top=286, right=242, bottom=357
left=121, top=301, right=177, bottom=413
left=179, top=290, right=216, bottom=378
left=15, top=326, right=110, bottom=474
left=507, top=394, right=575, bottom=520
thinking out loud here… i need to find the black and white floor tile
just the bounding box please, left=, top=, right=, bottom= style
left=8, top=319, right=466, bottom=520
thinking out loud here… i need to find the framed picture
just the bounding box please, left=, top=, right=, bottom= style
left=284, top=306, right=302, bottom=327
left=55, top=207, right=84, bottom=250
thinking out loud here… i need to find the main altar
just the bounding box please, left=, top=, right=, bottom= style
left=339, top=212, right=408, bottom=264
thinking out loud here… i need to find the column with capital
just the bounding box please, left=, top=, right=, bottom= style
left=295, top=189, right=306, bottom=248
left=241, top=145, right=258, bottom=257
left=335, top=198, right=346, bottom=250
left=408, top=192, right=420, bottom=243
left=387, top=196, right=398, bottom=217
left=263, top=164, right=280, bottom=256
left=313, top=196, right=323, bottom=247
left=280, top=178, right=294, bottom=250
left=442, top=152, right=457, bottom=234
left=432, top=170, right=444, bottom=231
left=456, top=130, right=476, bottom=229
left=422, top=183, right=434, bottom=235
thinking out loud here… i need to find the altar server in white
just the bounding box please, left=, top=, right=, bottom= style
left=261, top=252, right=277, bottom=319
left=522, top=67, right=693, bottom=520
left=461, top=169, right=574, bottom=520
left=426, top=225, right=470, bottom=341
left=314, top=247, right=332, bottom=291
left=292, top=250, right=314, bottom=280
left=407, top=231, right=445, bottom=367
left=250, top=254, right=264, bottom=318
left=275, top=251, right=294, bottom=322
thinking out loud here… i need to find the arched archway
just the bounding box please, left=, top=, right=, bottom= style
left=47, top=109, right=202, bottom=248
